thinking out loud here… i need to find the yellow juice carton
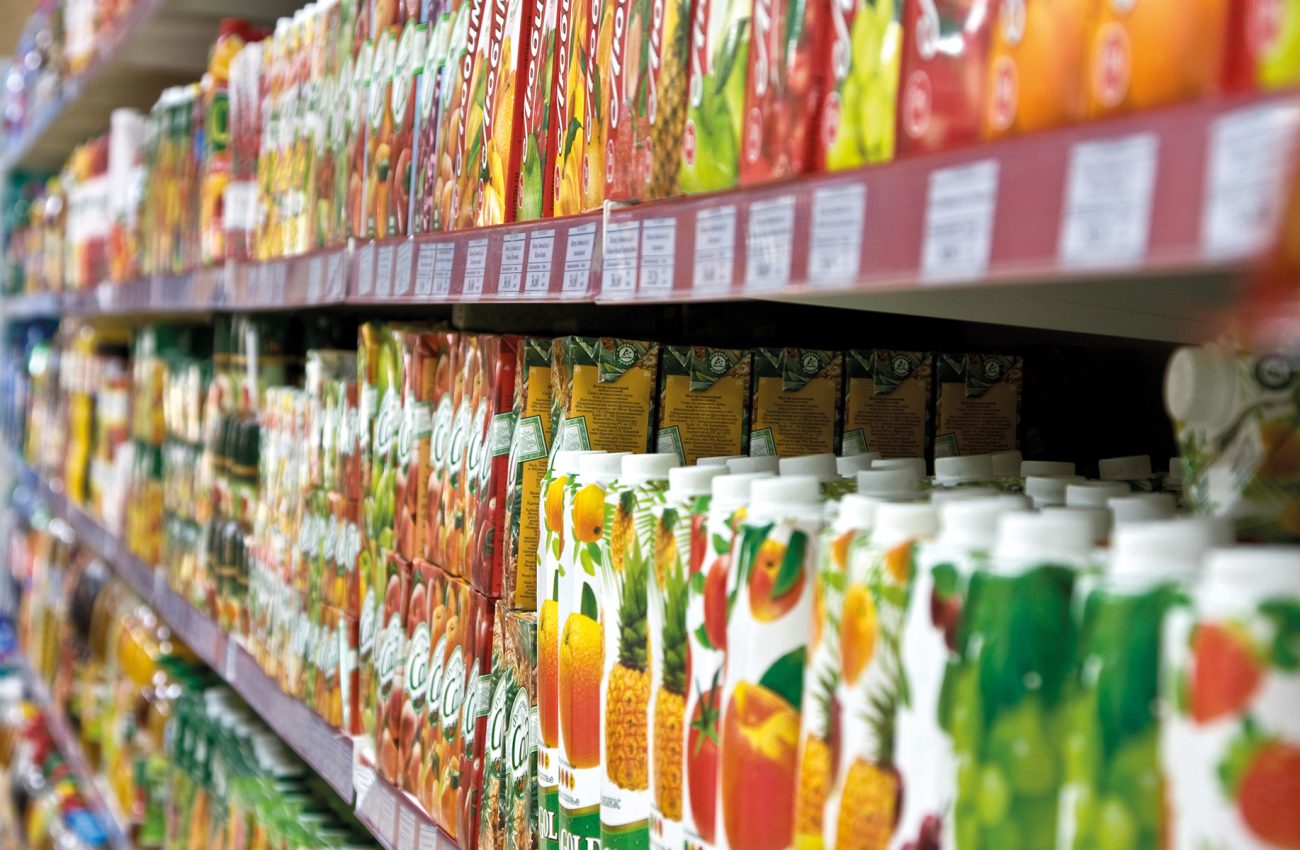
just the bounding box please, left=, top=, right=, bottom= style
left=550, top=337, right=660, bottom=456
left=655, top=346, right=752, bottom=465
left=842, top=350, right=932, bottom=459
left=552, top=0, right=609, bottom=213
left=507, top=338, right=556, bottom=613
left=934, top=353, right=1022, bottom=459
left=750, top=348, right=844, bottom=458
left=515, top=0, right=559, bottom=219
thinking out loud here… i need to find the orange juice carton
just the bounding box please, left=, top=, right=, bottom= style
left=717, top=476, right=823, bottom=850
left=458, top=588, right=499, bottom=848
left=737, top=0, right=825, bottom=184
left=626, top=0, right=694, bottom=199
left=750, top=348, right=844, bottom=458
left=842, top=350, right=932, bottom=459
left=552, top=0, right=610, bottom=213
left=436, top=0, right=490, bottom=230
left=400, top=559, right=437, bottom=796
left=655, top=347, right=752, bottom=465
left=422, top=569, right=473, bottom=824
left=463, top=335, right=522, bottom=598
left=648, top=464, right=727, bottom=850
left=933, top=353, right=1022, bottom=459
left=1085, top=0, right=1228, bottom=117
left=677, top=0, right=751, bottom=193
left=600, top=453, right=682, bottom=850
left=465, top=0, right=531, bottom=226
left=375, top=550, right=411, bottom=783
left=550, top=337, right=661, bottom=455
left=428, top=331, right=463, bottom=570
left=415, top=10, right=456, bottom=233
left=982, top=0, right=1088, bottom=138
left=1225, top=0, right=1300, bottom=90
left=897, top=0, right=994, bottom=156
left=817, top=0, right=902, bottom=170
left=506, top=338, right=556, bottom=613
left=332, top=495, right=364, bottom=617
left=396, top=329, right=438, bottom=561
left=515, top=0, right=560, bottom=219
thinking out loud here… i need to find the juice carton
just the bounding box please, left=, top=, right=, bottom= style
left=842, top=350, right=932, bottom=459
left=364, top=324, right=406, bottom=562
left=818, top=0, right=902, bottom=170
left=401, top=560, right=438, bottom=797
left=375, top=551, right=411, bottom=783
left=933, top=353, right=1022, bottom=459
left=456, top=588, right=498, bottom=846
left=227, top=43, right=263, bottom=260
left=348, top=34, right=375, bottom=238
left=321, top=604, right=347, bottom=727
left=549, top=0, right=577, bottom=212
left=366, top=16, right=397, bottom=239
left=482, top=607, right=513, bottom=850
left=465, top=0, right=530, bottom=226
left=982, top=0, right=1088, bottom=139
left=318, top=0, right=349, bottom=247
left=946, top=511, right=1094, bottom=850
left=339, top=608, right=362, bottom=734
left=505, top=611, right=540, bottom=850
left=1085, top=0, right=1228, bottom=118
left=629, top=0, right=694, bottom=199
left=387, top=16, right=429, bottom=236
left=814, top=502, right=937, bottom=850
left=415, top=11, right=455, bottom=233
left=682, top=471, right=771, bottom=850
left=551, top=0, right=611, bottom=213
left=677, top=0, right=751, bottom=193
left=464, top=335, right=522, bottom=598
left=506, top=338, right=556, bottom=612
left=515, top=0, right=559, bottom=219
left=603, top=0, right=642, bottom=201
left=424, top=569, right=473, bottom=823
left=396, top=329, right=438, bottom=561
left=750, top=348, right=844, bottom=458
left=550, top=337, right=661, bottom=456
left=737, top=0, right=824, bottom=184
left=649, top=465, right=727, bottom=850
left=331, top=495, right=363, bottom=616
left=1161, top=546, right=1300, bottom=850
left=896, top=0, right=994, bottom=156
left=437, top=333, right=474, bottom=576
left=655, top=347, right=752, bottom=465
left=600, top=453, right=681, bottom=850
left=1224, top=0, right=1300, bottom=91
left=717, top=476, right=822, bottom=850
left=428, top=332, right=464, bottom=568
left=433, top=0, right=488, bottom=230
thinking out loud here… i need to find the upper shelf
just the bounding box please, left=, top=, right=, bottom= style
left=4, top=90, right=1297, bottom=342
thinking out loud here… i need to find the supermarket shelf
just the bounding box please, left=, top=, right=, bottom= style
left=12, top=656, right=135, bottom=850
left=352, top=765, right=447, bottom=850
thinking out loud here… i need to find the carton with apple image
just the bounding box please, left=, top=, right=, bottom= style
left=678, top=0, right=752, bottom=193
left=718, top=476, right=823, bottom=850
left=514, top=0, right=559, bottom=219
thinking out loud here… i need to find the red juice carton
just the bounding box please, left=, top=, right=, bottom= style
left=467, top=0, right=531, bottom=225
left=896, top=0, right=994, bottom=156
left=415, top=11, right=454, bottom=233
left=396, top=328, right=438, bottom=562
left=401, top=559, right=438, bottom=796
left=602, top=0, right=641, bottom=201
left=434, top=0, right=490, bottom=230
left=515, top=0, right=559, bottom=219
left=1225, top=0, right=1300, bottom=91
left=375, top=551, right=411, bottom=783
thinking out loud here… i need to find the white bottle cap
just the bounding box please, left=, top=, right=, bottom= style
left=1109, top=493, right=1177, bottom=525
left=1165, top=344, right=1237, bottom=429
left=697, top=455, right=742, bottom=467
left=1024, top=474, right=1085, bottom=508
left=991, top=450, right=1023, bottom=478
left=1166, top=457, right=1185, bottom=487
left=621, top=452, right=680, bottom=484
left=1066, top=481, right=1131, bottom=508
left=728, top=456, right=780, bottom=475
left=751, top=475, right=822, bottom=511
left=934, top=454, right=995, bottom=485
left=553, top=450, right=601, bottom=476
left=835, top=494, right=878, bottom=532
left=856, top=469, right=921, bottom=499
left=930, top=486, right=1001, bottom=504
left=711, top=472, right=774, bottom=507
left=578, top=451, right=627, bottom=479
left=1203, top=546, right=1300, bottom=597
left=836, top=452, right=880, bottom=478
left=667, top=465, right=727, bottom=499
left=871, top=457, right=927, bottom=479
left=1043, top=506, right=1110, bottom=546
left=994, top=511, right=1096, bottom=566
left=1021, top=460, right=1076, bottom=477
left=1100, top=455, right=1153, bottom=481
left=779, top=453, right=838, bottom=482
left=873, top=502, right=939, bottom=546
left=937, top=497, right=1029, bottom=551
left=1109, top=518, right=1225, bottom=584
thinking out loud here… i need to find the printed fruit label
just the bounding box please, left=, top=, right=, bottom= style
left=507, top=339, right=555, bottom=611
left=983, top=0, right=1086, bottom=138
left=934, top=353, right=1021, bottom=459
left=348, top=39, right=374, bottom=238
left=481, top=612, right=514, bottom=850
left=819, top=0, right=902, bottom=170
left=391, top=21, right=427, bottom=235
left=897, top=0, right=993, bottom=155
left=415, top=12, right=455, bottom=234
left=538, top=463, right=567, bottom=850
left=656, top=347, right=752, bottom=465
left=553, top=0, right=607, bottom=213
left=634, top=0, right=692, bottom=199
left=750, top=348, right=844, bottom=458
left=431, top=0, right=483, bottom=231
left=604, top=0, right=640, bottom=201
left=368, top=28, right=398, bottom=238
left=678, top=0, right=751, bottom=193
left=505, top=611, right=540, bottom=850
left=516, top=0, right=559, bottom=220
left=550, top=338, right=659, bottom=458
left=841, top=349, right=932, bottom=458
left=470, top=0, right=528, bottom=226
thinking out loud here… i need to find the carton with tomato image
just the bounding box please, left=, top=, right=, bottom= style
left=1224, top=0, right=1300, bottom=91
left=816, top=0, right=901, bottom=170
left=718, top=476, right=823, bottom=850
left=1162, top=546, right=1300, bottom=850
left=896, top=0, right=993, bottom=156
left=515, top=0, right=559, bottom=219
left=375, top=551, right=412, bottom=784
left=981, top=0, right=1087, bottom=139
left=427, top=331, right=464, bottom=570
left=677, top=0, right=751, bottom=193
left=506, top=338, right=555, bottom=613
left=414, top=10, right=455, bottom=233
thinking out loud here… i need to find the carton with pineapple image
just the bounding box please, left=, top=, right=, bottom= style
left=750, top=349, right=843, bottom=458
left=599, top=454, right=680, bottom=850
left=678, top=0, right=751, bottom=193
left=550, top=337, right=660, bottom=457
left=506, top=611, right=540, bottom=850
left=656, top=347, right=751, bottom=465
left=841, top=350, right=931, bottom=460
left=816, top=0, right=901, bottom=171
left=629, top=0, right=693, bottom=199
left=515, top=0, right=559, bottom=220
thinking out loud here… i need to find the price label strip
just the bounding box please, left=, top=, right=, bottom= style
left=693, top=205, right=737, bottom=295
left=308, top=256, right=324, bottom=301
left=808, top=183, right=866, bottom=288
left=1058, top=133, right=1158, bottom=269
left=603, top=220, right=641, bottom=297
left=433, top=243, right=455, bottom=298
left=357, top=244, right=376, bottom=296
left=375, top=245, right=395, bottom=297
left=394, top=241, right=415, bottom=295
left=562, top=222, right=597, bottom=296
left=327, top=250, right=345, bottom=299
left=639, top=218, right=676, bottom=296
left=464, top=238, right=489, bottom=298
left=1202, top=102, right=1300, bottom=259
left=498, top=232, right=527, bottom=296
left=922, top=159, right=1000, bottom=283
left=525, top=229, right=556, bottom=295
left=398, top=806, right=417, bottom=850
left=745, top=196, right=796, bottom=292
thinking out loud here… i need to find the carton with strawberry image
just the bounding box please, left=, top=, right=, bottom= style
left=1162, top=546, right=1300, bottom=850
left=506, top=338, right=555, bottom=613
left=677, top=0, right=751, bottom=193
left=817, top=0, right=901, bottom=170
left=896, top=0, right=993, bottom=156
left=981, top=0, right=1088, bottom=139
left=717, top=476, right=822, bottom=850
left=514, top=0, right=559, bottom=219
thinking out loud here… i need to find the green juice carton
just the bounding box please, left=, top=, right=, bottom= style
left=678, top=0, right=752, bottom=193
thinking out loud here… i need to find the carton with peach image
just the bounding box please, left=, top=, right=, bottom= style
left=717, top=475, right=823, bottom=850
left=505, top=337, right=555, bottom=613
left=600, top=453, right=681, bottom=850
left=456, top=588, right=497, bottom=849
left=395, top=328, right=438, bottom=562
left=346, top=24, right=373, bottom=239
left=750, top=348, right=843, bottom=458
left=841, top=350, right=931, bottom=460
left=365, top=0, right=417, bottom=239
left=400, top=560, right=437, bottom=798
left=514, top=0, right=558, bottom=219
left=427, top=331, right=463, bottom=569
left=655, top=347, right=751, bottom=465
left=550, top=337, right=660, bottom=457
left=329, top=494, right=364, bottom=616
left=416, top=563, right=470, bottom=817
left=374, top=551, right=411, bottom=784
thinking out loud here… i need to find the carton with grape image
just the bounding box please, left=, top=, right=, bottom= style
left=678, top=0, right=751, bottom=193
left=817, top=0, right=902, bottom=170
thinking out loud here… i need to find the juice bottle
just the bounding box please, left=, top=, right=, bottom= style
left=718, top=475, right=823, bottom=850
left=933, top=455, right=996, bottom=490
left=818, top=0, right=903, bottom=170
left=677, top=0, right=751, bottom=193
left=727, top=456, right=780, bottom=475
left=1099, top=454, right=1161, bottom=493
left=982, top=0, right=1088, bottom=138
left=655, top=347, right=752, bottom=465
left=515, top=0, right=559, bottom=219
left=896, top=0, right=994, bottom=156
left=841, top=350, right=932, bottom=460
left=1109, top=493, right=1176, bottom=525
left=1060, top=480, right=1131, bottom=547
left=778, top=453, right=851, bottom=499
left=200, top=19, right=257, bottom=266
left=1224, top=0, right=1300, bottom=90
left=750, top=349, right=844, bottom=458
left=1161, top=545, right=1300, bottom=850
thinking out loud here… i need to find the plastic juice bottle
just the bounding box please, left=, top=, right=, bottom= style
left=677, top=0, right=752, bottom=194
left=375, top=552, right=411, bottom=784
left=699, top=456, right=744, bottom=466
left=1099, top=455, right=1161, bottom=493
left=947, top=510, right=1095, bottom=850
left=682, top=471, right=771, bottom=850
left=982, top=0, right=1087, bottom=138
left=600, top=452, right=681, bottom=850
left=1084, top=0, right=1229, bottom=118
left=1161, top=545, right=1300, bottom=850
left=934, top=455, right=997, bottom=490
left=727, top=456, right=780, bottom=475
left=1021, top=460, right=1075, bottom=478
left=835, top=453, right=879, bottom=479
left=815, top=502, right=938, bottom=850
left=818, top=0, right=903, bottom=170
left=515, top=0, right=559, bottom=220
left=897, top=497, right=1027, bottom=850
left=718, top=475, right=823, bottom=850
left=871, top=456, right=928, bottom=483
left=1109, top=492, right=1177, bottom=525
left=1224, top=0, right=1300, bottom=91
left=1060, top=480, right=1130, bottom=547
left=856, top=467, right=923, bottom=500
left=1059, top=518, right=1222, bottom=850
left=1023, top=474, right=1083, bottom=509
left=649, top=464, right=727, bottom=850
left=779, top=453, right=851, bottom=499
left=896, top=0, right=994, bottom=156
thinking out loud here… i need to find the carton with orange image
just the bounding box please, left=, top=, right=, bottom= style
left=982, top=0, right=1088, bottom=138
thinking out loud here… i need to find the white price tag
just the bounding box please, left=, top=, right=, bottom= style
left=694, top=205, right=737, bottom=294
left=152, top=567, right=165, bottom=602
left=498, top=233, right=527, bottom=296
left=808, top=183, right=866, bottom=288
left=415, top=244, right=437, bottom=296
left=225, top=639, right=238, bottom=682
left=394, top=240, right=414, bottom=295
left=327, top=251, right=345, bottom=299
left=1203, top=103, right=1300, bottom=259
left=308, top=256, right=324, bottom=301
left=639, top=218, right=676, bottom=296
left=273, top=263, right=287, bottom=301
left=603, top=220, right=641, bottom=297
left=745, top=196, right=796, bottom=292
left=433, top=243, right=455, bottom=297
left=525, top=229, right=556, bottom=295
left=352, top=763, right=377, bottom=808
left=375, top=245, right=395, bottom=297
left=398, top=807, right=418, bottom=850
left=922, top=159, right=999, bottom=283
left=357, top=244, right=376, bottom=295
left=1059, top=134, right=1158, bottom=269
left=562, top=222, right=597, bottom=296
left=419, top=824, right=440, bottom=850
left=464, top=239, right=489, bottom=298
left=375, top=784, right=397, bottom=838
